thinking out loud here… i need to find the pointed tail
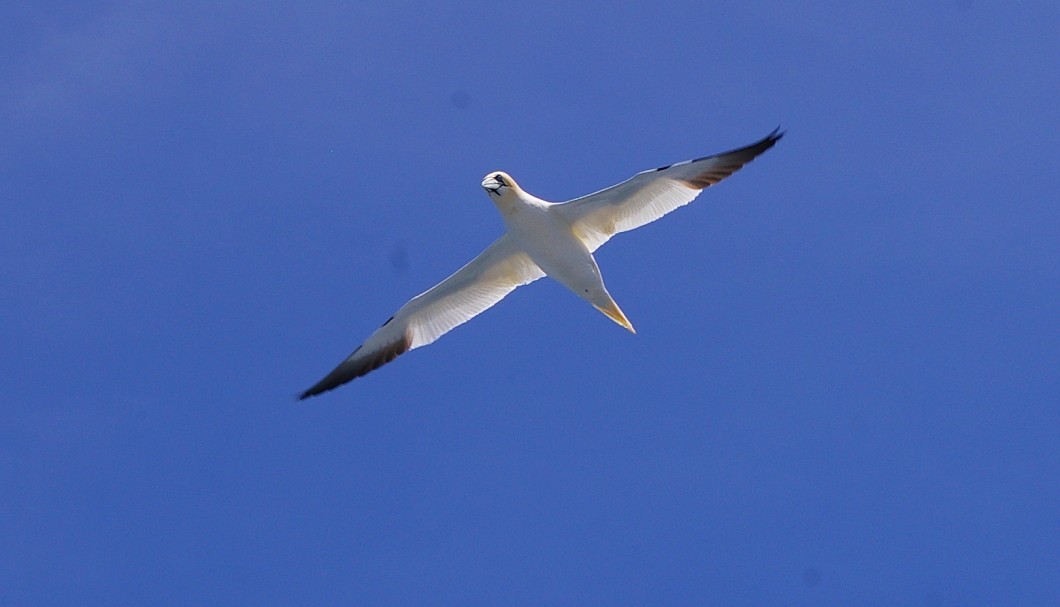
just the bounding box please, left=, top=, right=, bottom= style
left=593, top=300, right=636, bottom=334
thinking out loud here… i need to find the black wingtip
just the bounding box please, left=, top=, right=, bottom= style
left=297, top=334, right=412, bottom=401
left=735, top=125, right=785, bottom=159
left=757, top=125, right=784, bottom=149
left=298, top=371, right=346, bottom=401
left=675, top=127, right=784, bottom=189
left=297, top=384, right=323, bottom=401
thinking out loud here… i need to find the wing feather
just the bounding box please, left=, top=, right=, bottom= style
left=299, top=235, right=543, bottom=399
left=556, top=128, right=783, bottom=252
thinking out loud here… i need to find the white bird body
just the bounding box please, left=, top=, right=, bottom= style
left=491, top=182, right=632, bottom=332
left=300, top=129, right=783, bottom=399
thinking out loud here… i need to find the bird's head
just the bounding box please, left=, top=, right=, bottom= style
left=481, top=171, right=518, bottom=198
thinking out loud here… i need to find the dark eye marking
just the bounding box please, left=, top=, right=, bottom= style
left=496, top=174, right=507, bottom=186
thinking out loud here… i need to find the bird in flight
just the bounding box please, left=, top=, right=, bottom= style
left=300, top=128, right=783, bottom=399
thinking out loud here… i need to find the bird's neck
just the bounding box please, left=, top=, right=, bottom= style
left=492, top=190, right=545, bottom=219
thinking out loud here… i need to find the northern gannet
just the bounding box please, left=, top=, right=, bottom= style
left=300, top=129, right=782, bottom=398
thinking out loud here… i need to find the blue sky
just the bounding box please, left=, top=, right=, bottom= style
left=2, top=1, right=1058, bottom=605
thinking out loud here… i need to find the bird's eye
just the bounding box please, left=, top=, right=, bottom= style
left=495, top=175, right=507, bottom=186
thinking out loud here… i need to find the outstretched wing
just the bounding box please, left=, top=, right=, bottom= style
left=300, top=234, right=544, bottom=399
left=556, top=128, right=783, bottom=252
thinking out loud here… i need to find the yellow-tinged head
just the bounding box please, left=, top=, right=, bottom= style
left=481, top=171, right=520, bottom=197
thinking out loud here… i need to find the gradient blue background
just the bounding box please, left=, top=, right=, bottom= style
left=2, top=2, right=1057, bottom=605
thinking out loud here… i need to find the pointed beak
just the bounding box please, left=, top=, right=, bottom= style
left=481, top=176, right=502, bottom=195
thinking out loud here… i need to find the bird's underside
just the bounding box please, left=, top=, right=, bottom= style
left=300, top=128, right=783, bottom=399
